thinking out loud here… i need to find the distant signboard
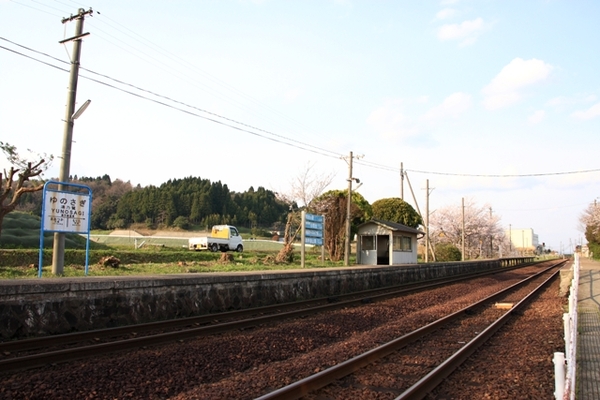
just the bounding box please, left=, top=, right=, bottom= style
left=304, top=213, right=324, bottom=246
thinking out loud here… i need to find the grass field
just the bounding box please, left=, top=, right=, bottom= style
left=89, top=234, right=291, bottom=252
left=0, top=212, right=339, bottom=279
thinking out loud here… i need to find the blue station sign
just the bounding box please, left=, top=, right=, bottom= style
left=304, top=213, right=324, bottom=245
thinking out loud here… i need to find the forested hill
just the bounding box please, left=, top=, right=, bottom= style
left=16, top=175, right=291, bottom=231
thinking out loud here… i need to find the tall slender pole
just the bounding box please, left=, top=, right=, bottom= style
left=301, top=211, right=306, bottom=268
left=461, top=197, right=465, bottom=261
left=404, top=172, right=422, bottom=216
left=52, top=8, right=91, bottom=275
left=489, top=207, right=493, bottom=258
left=425, top=179, right=429, bottom=263
left=509, top=224, right=512, bottom=254
left=344, top=151, right=353, bottom=266
left=400, top=162, right=404, bottom=200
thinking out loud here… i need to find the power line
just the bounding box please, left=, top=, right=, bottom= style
left=404, top=168, right=600, bottom=178
left=78, top=66, right=343, bottom=158
left=8, top=0, right=64, bottom=17
left=2, top=36, right=600, bottom=180
left=11, top=0, right=328, bottom=144
left=0, top=36, right=342, bottom=159
left=89, top=10, right=323, bottom=142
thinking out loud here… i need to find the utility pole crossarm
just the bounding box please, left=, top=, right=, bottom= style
left=61, top=8, right=93, bottom=24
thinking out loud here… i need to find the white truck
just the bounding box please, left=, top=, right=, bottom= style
left=188, top=225, right=244, bottom=252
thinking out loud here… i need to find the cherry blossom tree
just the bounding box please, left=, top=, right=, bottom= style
left=580, top=200, right=600, bottom=245
left=428, top=197, right=510, bottom=260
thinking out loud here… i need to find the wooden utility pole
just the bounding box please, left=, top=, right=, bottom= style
left=489, top=207, right=493, bottom=258
left=52, top=8, right=92, bottom=275
left=400, top=162, right=404, bottom=200
left=404, top=172, right=421, bottom=217
left=425, top=179, right=429, bottom=263
left=344, top=151, right=354, bottom=266
left=461, top=197, right=465, bottom=261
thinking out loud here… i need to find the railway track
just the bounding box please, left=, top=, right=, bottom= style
left=0, top=261, right=545, bottom=374
left=254, top=259, right=565, bottom=400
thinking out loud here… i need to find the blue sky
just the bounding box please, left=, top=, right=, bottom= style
left=1, top=0, right=599, bottom=252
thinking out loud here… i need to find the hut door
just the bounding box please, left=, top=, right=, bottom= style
left=376, top=235, right=390, bottom=265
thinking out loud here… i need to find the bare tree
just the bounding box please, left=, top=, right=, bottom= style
left=428, top=198, right=508, bottom=259
left=274, top=162, right=335, bottom=263
left=281, top=161, right=336, bottom=210
left=0, top=142, right=53, bottom=238
left=275, top=210, right=300, bottom=263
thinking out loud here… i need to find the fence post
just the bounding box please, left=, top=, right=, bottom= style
left=553, top=352, right=565, bottom=399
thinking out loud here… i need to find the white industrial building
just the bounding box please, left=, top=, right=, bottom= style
left=506, top=228, right=539, bottom=252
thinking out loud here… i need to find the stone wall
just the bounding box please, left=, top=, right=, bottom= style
left=0, top=258, right=530, bottom=339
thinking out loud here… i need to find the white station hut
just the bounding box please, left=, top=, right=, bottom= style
left=356, top=219, right=424, bottom=265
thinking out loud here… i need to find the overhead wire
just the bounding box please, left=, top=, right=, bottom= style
left=3, top=34, right=600, bottom=180
left=72, top=7, right=321, bottom=144
left=90, top=10, right=322, bottom=140
left=52, top=3, right=333, bottom=156
left=3, top=36, right=599, bottom=179
left=14, top=0, right=317, bottom=141
left=30, top=0, right=66, bottom=14
left=78, top=75, right=341, bottom=159
left=79, top=65, right=343, bottom=158
left=0, top=37, right=341, bottom=160
left=404, top=168, right=600, bottom=177
left=8, top=0, right=63, bottom=17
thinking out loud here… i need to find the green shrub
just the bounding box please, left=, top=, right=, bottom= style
left=173, top=216, right=190, bottom=230
left=434, top=242, right=462, bottom=262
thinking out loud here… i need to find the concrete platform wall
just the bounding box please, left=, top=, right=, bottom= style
left=0, top=258, right=528, bottom=339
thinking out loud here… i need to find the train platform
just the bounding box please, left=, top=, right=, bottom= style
left=577, top=257, right=600, bottom=399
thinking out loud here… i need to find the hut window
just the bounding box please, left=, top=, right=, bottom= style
left=402, top=236, right=412, bottom=251
left=394, top=236, right=412, bottom=251
left=361, top=235, right=375, bottom=250
left=393, top=236, right=402, bottom=250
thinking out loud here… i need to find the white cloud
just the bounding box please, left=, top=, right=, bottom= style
left=437, top=17, right=485, bottom=46
left=482, top=58, right=553, bottom=110
left=421, top=92, right=472, bottom=120
left=435, top=8, right=457, bottom=21
left=546, top=94, right=597, bottom=108
left=367, top=99, right=419, bottom=140
left=528, top=110, right=545, bottom=124
left=571, top=102, right=600, bottom=120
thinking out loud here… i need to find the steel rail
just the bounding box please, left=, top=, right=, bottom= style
left=254, top=260, right=566, bottom=400
left=0, top=261, right=549, bottom=373
left=0, top=261, right=539, bottom=355
left=395, top=265, right=562, bottom=399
